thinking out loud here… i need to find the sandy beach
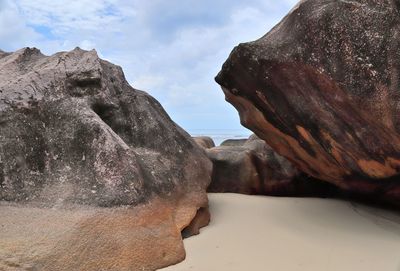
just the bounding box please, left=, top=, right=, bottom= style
left=164, top=193, right=400, bottom=271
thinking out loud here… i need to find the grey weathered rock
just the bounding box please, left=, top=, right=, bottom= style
left=0, top=47, right=211, bottom=270
left=220, top=138, right=247, bottom=147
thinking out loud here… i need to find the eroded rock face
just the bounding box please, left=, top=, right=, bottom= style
left=0, top=47, right=212, bottom=270
left=181, top=206, right=211, bottom=238
left=193, top=136, right=216, bottom=149
left=207, top=135, right=336, bottom=196
left=215, top=0, right=400, bottom=205
left=220, top=138, right=247, bottom=147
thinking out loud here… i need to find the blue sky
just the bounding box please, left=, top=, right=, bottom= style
left=0, top=0, right=297, bottom=134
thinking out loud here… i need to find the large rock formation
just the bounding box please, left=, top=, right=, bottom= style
left=0, top=47, right=212, bottom=270
left=215, top=0, right=400, bottom=206
left=220, top=138, right=247, bottom=147
left=207, top=135, right=338, bottom=196
left=192, top=136, right=216, bottom=149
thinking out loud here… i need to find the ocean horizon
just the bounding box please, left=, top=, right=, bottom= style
left=189, top=129, right=252, bottom=146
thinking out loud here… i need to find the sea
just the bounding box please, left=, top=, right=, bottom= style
left=189, top=129, right=252, bottom=146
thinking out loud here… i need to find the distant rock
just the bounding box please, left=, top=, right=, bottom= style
left=0, top=49, right=9, bottom=59
left=0, top=47, right=212, bottom=270
left=193, top=136, right=215, bottom=149
left=216, top=0, right=400, bottom=206
left=220, top=138, right=247, bottom=147
left=207, top=135, right=337, bottom=196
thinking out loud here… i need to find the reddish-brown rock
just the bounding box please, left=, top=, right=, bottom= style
left=0, top=47, right=211, bottom=270
left=193, top=136, right=216, bottom=149
left=181, top=206, right=211, bottom=238
left=207, top=135, right=337, bottom=196
left=215, top=0, right=400, bottom=206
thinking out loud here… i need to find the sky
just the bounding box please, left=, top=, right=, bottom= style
left=0, top=0, right=298, bottom=134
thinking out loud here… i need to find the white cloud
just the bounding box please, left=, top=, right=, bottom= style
left=134, top=75, right=166, bottom=91
left=79, top=40, right=96, bottom=51
left=16, top=0, right=123, bottom=33
left=0, top=0, right=41, bottom=50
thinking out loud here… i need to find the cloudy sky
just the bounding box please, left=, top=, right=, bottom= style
left=0, top=0, right=297, bottom=134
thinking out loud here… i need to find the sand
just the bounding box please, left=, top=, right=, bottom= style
left=163, top=193, right=400, bottom=271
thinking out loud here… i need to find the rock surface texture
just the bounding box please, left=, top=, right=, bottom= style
left=220, top=138, right=247, bottom=147
left=192, top=136, right=216, bottom=149
left=215, top=0, right=400, bottom=206
left=0, top=47, right=212, bottom=270
left=207, top=135, right=337, bottom=196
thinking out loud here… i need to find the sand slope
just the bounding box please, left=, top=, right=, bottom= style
left=164, top=193, right=400, bottom=271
